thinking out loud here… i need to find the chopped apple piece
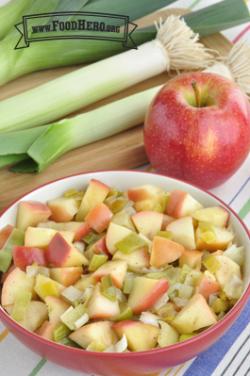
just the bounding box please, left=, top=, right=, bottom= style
left=92, top=260, right=127, bottom=288
left=196, top=271, right=220, bottom=299
left=166, top=190, right=202, bottom=218
left=87, top=283, right=120, bottom=319
left=0, top=228, right=24, bottom=273
left=89, top=254, right=108, bottom=272
left=113, top=320, right=159, bottom=351
left=113, top=248, right=150, bottom=272
left=34, top=274, right=64, bottom=300
left=224, top=244, right=244, bottom=266
left=158, top=321, right=179, bottom=347
left=76, top=179, right=110, bottom=221
left=179, top=249, right=202, bottom=270
left=50, top=267, right=82, bottom=286
left=172, top=294, right=217, bottom=334
left=48, top=197, right=79, bottom=222
left=162, top=215, right=174, bottom=228
left=38, top=221, right=90, bottom=241
left=128, top=276, right=168, bottom=314
left=13, top=246, right=46, bottom=270
left=16, top=201, right=51, bottom=231
left=74, top=274, right=95, bottom=291
left=85, top=203, right=113, bottom=233
left=131, top=211, right=163, bottom=239
left=167, top=217, right=196, bottom=250
left=111, top=208, right=136, bottom=231
left=47, top=233, right=88, bottom=267
left=0, top=225, right=13, bottom=248
left=214, top=255, right=243, bottom=299
left=19, top=301, right=48, bottom=332
left=44, top=296, right=70, bottom=323
left=192, top=207, right=229, bottom=227
left=1, top=267, right=35, bottom=307
left=88, top=236, right=110, bottom=256
left=150, top=237, right=184, bottom=268
left=70, top=321, right=117, bottom=349
left=36, top=320, right=56, bottom=340
left=105, top=222, right=132, bottom=254
left=127, top=185, right=164, bottom=202
left=25, top=227, right=74, bottom=247
left=196, top=224, right=234, bottom=251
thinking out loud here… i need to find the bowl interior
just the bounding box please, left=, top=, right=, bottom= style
left=0, top=170, right=249, bottom=289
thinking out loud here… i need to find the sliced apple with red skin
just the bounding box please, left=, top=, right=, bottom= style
left=113, top=248, right=150, bottom=272
left=1, top=267, right=35, bottom=308
left=25, top=227, right=74, bottom=248
left=150, top=237, right=184, bottom=268
left=36, top=320, right=56, bottom=340
left=106, top=222, right=132, bottom=254
left=0, top=225, right=13, bottom=248
left=92, top=260, right=127, bottom=288
left=196, top=225, right=234, bottom=251
left=69, top=321, right=117, bottom=349
left=16, top=201, right=51, bottom=231
left=85, top=203, right=113, bottom=233
left=192, top=207, right=229, bottom=227
left=166, top=216, right=196, bottom=250
left=179, top=249, right=202, bottom=270
left=76, top=179, right=110, bottom=221
left=13, top=246, right=46, bottom=271
left=19, top=301, right=48, bottom=332
left=196, top=272, right=220, bottom=299
left=47, top=233, right=88, bottom=267
left=166, top=190, right=202, bottom=218
left=37, top=221, right=90, bottom=241
left=131, top=211, right=163, bottom=239
left=127, top=185, right=164, bottom=202
left=91, top=236, right=110, bottom=256
left=50, top=267, right=82, bottom=287
left=113, top=320, right=159, bottom=351
left=172, top=293, right=217, bottom=334
left=44, top=296, right=70, bottom=323
left=128, top=276, right=169, bottom=314
left=48, top=197, right=79, bottom=222
left=87, top=283, right=120, bottom=319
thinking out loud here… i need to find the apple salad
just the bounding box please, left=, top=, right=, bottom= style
left=0, top=179, right=244, bottom=352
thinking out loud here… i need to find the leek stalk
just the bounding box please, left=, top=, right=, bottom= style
left=0, top=0, right=248, bottom=85
left=0, top=0, right=31, bottom=40
left=0, top=15, right=214, bottom=133
left=3, top=85, right=161, bottom=172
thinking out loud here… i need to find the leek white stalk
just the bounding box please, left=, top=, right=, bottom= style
left=0, top=15, right=215, bottom=133
left=204, top=41, right=250, bottom=95
left=24, top=85, right=163, bottom=172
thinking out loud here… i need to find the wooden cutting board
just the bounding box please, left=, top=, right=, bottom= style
left=0, top=8, right=232, bottom=211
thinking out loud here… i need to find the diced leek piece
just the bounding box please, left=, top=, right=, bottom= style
left=179, top=334, right=195, bottom=342
left=89, top=254, right=108, bottom=272
left=63, top=189, right=84, bottom=200
left=0, top=228, right=24, bottom=272
left=53, top=323, right=71, bottom=342
left=179, top=265, right=192, bottom=283
left=177, top=284, right=193, bottom=300
left=35, top=275, right=62, bottom=299
left=164, top=267, right=181, bottom=285
left=60, top=304, right=87, bottom=331
left=83, top=232, right=101, bottom=245
left=160, top=193, right=170, bottom=213
left=156, top=303, right=177, bottom=320
left=140, top=312, right=160, bottom=327
left=105, top=196, right=128, bottom=214
left=11, top=291, right=32, bottom=322
left=61, top=286, right=83, bottom=305
left=26, top=265, right=50, bottom=277
left=211, top=298, right=229, bottom=314
left=203, top=255, right=221, bottom=273
left=122, top=274, right=135, bottom=294
left=86, top=341, right=106, bottom=352
left=59, top=337, right=81, bottom=348
left=115, top=233, right=146, bottom=254
left=73, top=241, right=85, bottom=253
left=199, top=222, right=214, bottom=232
left=74, top=313, right=89, bottom=329
left=156, top=231, right=173, bottom=239
left=113, top=307, right=133, bottom=321
left=74, top=275, right=94, bottom=291
left=100, top=275, right=117, bottom=301
left=200, top=231, right=217, bottom=244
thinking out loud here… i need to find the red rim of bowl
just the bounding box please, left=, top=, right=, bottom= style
left=0, top=169, right=249, bottom=358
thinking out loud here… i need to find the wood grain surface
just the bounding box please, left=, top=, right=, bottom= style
left=0, top=9, right=232, bottom=211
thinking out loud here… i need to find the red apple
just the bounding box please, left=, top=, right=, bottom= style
left=0, top=225, right=13, bottom=248
left=85, top=203, right=113, bottom=233
left=144, top=72, right=250, bottom=189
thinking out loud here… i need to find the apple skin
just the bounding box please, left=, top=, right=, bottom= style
left=144, top=72, right=250, bottom=189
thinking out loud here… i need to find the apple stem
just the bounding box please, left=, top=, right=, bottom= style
left=191, top=81, right=201, bottom=107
